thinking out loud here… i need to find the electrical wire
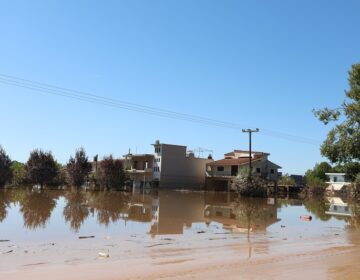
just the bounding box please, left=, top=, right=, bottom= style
left=0, top=73, right=320, bottom=145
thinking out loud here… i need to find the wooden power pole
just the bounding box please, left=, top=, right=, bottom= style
left=242, top=128, right=259, bottom=177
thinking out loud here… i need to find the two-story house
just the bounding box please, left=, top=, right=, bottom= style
left=206, top=150, right=281, bottom=191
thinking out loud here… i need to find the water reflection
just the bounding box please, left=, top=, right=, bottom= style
left=3, top=188, right=360, bottom=238
left=20, top=189, right=59, bottom=229
left=63, top=190, right=90, bottom=232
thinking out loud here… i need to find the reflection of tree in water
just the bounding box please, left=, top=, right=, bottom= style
left=87, top=191, right=130, bottom=226
left=0, top=188, right=28, bottom=222
left=20, top=189, right=58, bottom=229
left=63, top=190, right=89, bottom=232
left=232, top=197, right=277, bottom=236
left=0, top=190, right=11, bottom=222
left=347, top=202, right=360, bottom=230
left=303, top=197, right=331, bottom=221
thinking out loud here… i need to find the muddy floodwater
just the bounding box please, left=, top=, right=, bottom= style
left=1, top=188, right=360, bottom=279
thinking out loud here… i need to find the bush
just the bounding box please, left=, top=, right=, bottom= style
left=232, top=174, right=267, bottom=197
left=278, top=174, right=296, bottom=186
left=305, top=175, right=326, bottom=195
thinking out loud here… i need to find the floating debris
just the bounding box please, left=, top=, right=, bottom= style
left=79, top=236, right=95, bottom=239
left=300, top=215, right=312, bottom=221
left=2, top=250, right=13, bottom=254
left=98, top=252, right=110, bottom=258
left=0, top=240, right=10, bottom=242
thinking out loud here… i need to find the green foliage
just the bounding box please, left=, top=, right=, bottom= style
left=96, top=155, right=125, bottom=189
left=66, top=148, right=92, bottom=187
left=0, top=146, right=12, bottom=187
left=278, top=173, right=296, bottom=186
left=355, top=173, right=360, bottom=186
left=26, top=149, right=58, bottom=188
left=314, top=63, right=360, bottom=163
left=333, top=162, right=360, bottom=182
left=10, top=161, right=27, bottom=186
left=304, top=163, right=329, bottom=195
left=305, top=162, right=332, bottom=181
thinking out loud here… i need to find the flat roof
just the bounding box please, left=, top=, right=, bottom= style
left=152, top=142, right=186, bottom=148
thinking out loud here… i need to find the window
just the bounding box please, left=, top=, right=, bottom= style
left=256, top=168, right=261, bottom=173
left=333, top=177, right=338, bottom=182
left=217, top=166, right=224, bottom=172
left=133, top=161, right=138, bottom=170
left=270, top=169, right=275, bottom=174
left=143, top=161, right=148, bottom=170
left=155, top=147, right=161, bottom=154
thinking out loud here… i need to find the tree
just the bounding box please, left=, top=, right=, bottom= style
left=66, top=148, right=92, bottom=187
left=26, top=149, right=58, bottom=188
left=96, top=155, right=125, bottom=189
left=305, top=162, right=332, bottom=181
left=10, top=161, right=27, bottom=186
left=314, top=63, right=360, bottom=163
left=0, top=146, right=12, bottom=187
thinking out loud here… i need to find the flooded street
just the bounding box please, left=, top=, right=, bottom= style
left=1, top=188, right=360, bottom=279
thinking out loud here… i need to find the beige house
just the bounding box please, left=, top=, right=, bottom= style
left=152, top=140, right=213, bottom=189
left=206, top=150, right=281, bottom=191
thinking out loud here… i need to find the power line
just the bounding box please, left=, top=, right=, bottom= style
left=0, top=73, right=321, bottom=145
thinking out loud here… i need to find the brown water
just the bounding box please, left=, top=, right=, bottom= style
left=1, top=188, right=360, bottom=279
left=1, top=188, right=358, bottom=239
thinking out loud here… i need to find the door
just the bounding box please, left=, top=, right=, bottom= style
left=231, top=165, right=238, bottom=176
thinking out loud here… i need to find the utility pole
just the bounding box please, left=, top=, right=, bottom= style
left=242, top=128, right=259, bottom=177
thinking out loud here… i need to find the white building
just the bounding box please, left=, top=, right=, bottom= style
left=152, top=140, right=213, bottom=189
left=325, top=173, right=351, bottom=192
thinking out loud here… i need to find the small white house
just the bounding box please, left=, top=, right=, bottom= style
left=325, top=173, right=351, bottom=192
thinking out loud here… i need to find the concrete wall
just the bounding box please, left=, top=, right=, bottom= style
left=154, top=143, right=212, bottom=189
left=209, top=158, right=280, bottom=182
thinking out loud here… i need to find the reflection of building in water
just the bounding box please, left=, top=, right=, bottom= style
left=150, top=191, right=206, bottom=235
left=326, top=197, right=352, bottom=217
left=325, top=173, right=351, bottom=193
left=203, top=194, right=280, bottom=232
left=127, top=194, right=159, bottom=225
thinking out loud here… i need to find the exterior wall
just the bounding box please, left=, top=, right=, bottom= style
left=209, top=165, right=232, bottom=177
left=209, top=159, right=280, bottom=182
left=153, top=143, right=212, bottom=189
left=124, top=154, right=154, bottom=188
left=328, top=174, right=346, bottom=183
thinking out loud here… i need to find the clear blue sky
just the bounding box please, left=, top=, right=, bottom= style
left=1, top=0, right=359, bottom=175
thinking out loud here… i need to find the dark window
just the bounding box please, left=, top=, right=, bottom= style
left=334, top=205, right=338, bottom=211
left=215, top=211, right=223, bottom=217
left=270, top=169, right=275, bottom=174
left=333, top=177, right=337, bottom=182
left=256, top=168, right=261, bottom=173
left=217, top=166, right=224, bottom=172
left=133, top=161, right=138, bottom=169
